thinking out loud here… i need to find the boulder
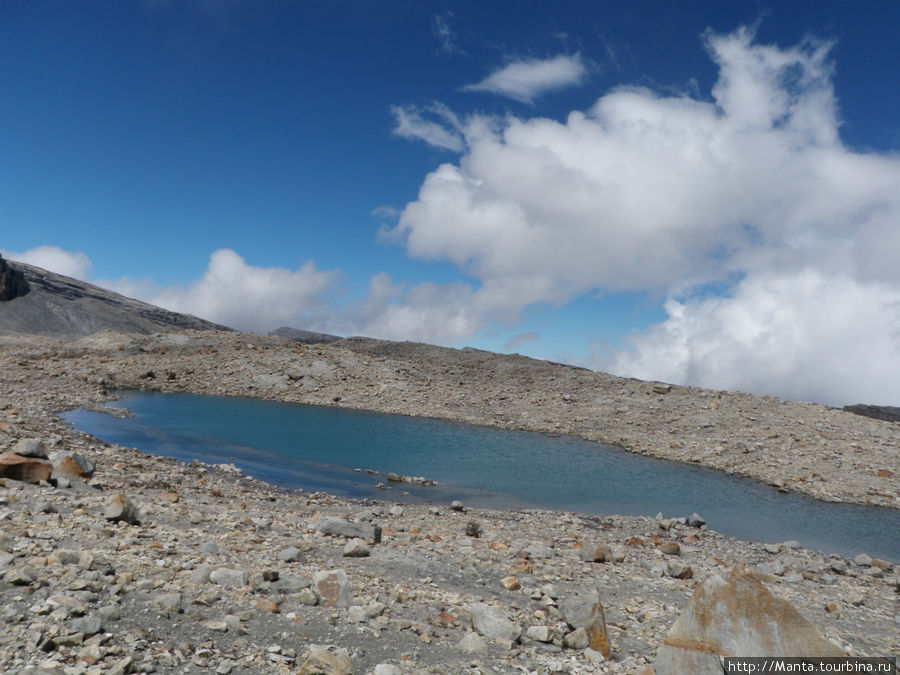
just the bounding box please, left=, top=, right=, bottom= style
left=654, top=565, right=844, bottom=675
left=313, top=516, right=381, bottom=543
left=13, top=438, right=47, bottom=458
left=558, top=590, right=611, bottom=658
left=466, top=602, right=521, bottom=642
left=210, top=568, right=247, bottom=588
left=314, top=569, right=352, bottom=608
left=342, top=538, right=370, bottom=558
left=103, top=494, right=140, bottom=524
left=581, top=544, right=613, bottom=562
left=297, top=644, right=353, bottom=675
left=0, top=452, right=52, bottom=483
left=50, top=452, right=95, bottom=480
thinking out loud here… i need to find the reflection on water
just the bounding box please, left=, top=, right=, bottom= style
left=63, top=390, right=899, bottom=561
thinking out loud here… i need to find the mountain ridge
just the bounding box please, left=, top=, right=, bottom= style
left=0, top=255, right=230, bottom=336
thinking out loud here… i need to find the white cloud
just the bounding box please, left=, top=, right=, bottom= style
left=433, top=11, right=464, bottom=56
left=390, top=103, right=464, bottom=152
left=94, top=249, right=492, bottom=344
left=606, top=270, right=900, bottom=407
left=103, top=249, right=339, bottom=332
left=1, top=246, right=93, bottom=281
left=462, top=53, right=587, bottom=103
left=389, top=26, right=900, bottom=404
left=504, top=331, right=539, bottom=352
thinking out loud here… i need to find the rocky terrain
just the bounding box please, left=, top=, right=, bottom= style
left=1, top=329, right=898, bottom=674
left=0, top=257, right=229, bottom=337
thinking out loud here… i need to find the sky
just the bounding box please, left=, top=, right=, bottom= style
left=2, top=1, right=899, bottom=407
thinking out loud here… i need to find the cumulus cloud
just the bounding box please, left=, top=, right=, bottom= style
left=606, top=271, right=900, bottom=406
left=1, top=246, right=93, bottom=281
left=462, top=53, right=587, bottom=103
left=103, top=249, right=339, bottom=332
left=92, top=249, right=493, bottom=344
left=390, top=102, right=464, bottom=152
left=389, top=26, right=900, bottom=404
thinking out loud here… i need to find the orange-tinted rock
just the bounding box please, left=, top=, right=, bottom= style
left=0, top=452, right=51, bottom=483
left=654, top=565, right=844, bottom=674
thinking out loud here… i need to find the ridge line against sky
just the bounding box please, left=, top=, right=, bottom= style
left=2, top=2, right=899, bottom=407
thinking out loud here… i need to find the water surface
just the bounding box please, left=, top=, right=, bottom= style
left=63, top=391, right=899, bottom=561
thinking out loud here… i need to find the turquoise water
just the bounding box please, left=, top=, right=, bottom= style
left=64, top=391, right=899, bottom=561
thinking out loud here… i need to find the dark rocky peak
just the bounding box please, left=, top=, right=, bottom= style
left=0, top=254, right=30, bottom=301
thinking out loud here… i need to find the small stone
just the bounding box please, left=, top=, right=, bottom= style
left=373, top=665, right=401, bottom=675
left=68, top=616, right=103, bottom=635
left=297, top=645, right=353, bottom=675
left=581, top=544, right=612, bottom=562
left=278, top=546, right=304, bottom=562
left=783, top=572, right=804, bottom=583
left=457, top=632, right=489, bottom=657
left=13, top=438, right=47, bottom=457
left=107, top=656, right=133, bottom=675
left=659, top=541, right=681, bottom=556
left=49, top=451, right=95, bottom=479
left=758, top=561, right=785, bottom=576
left=825, top=602, right=840, bottom=616
left=313, top=516, right=381, bottom=543
left=467, top=602, right=522, bottom=641
left=388, top=506, right=404, bottom=517
left=558, top=591, right=610, bottom=657
left=103, top=494, right=140, bottom=525
left=205, top=620, right=229, bottom=632
left=686, top=512, right=705, bottom=528
left=224, top=614, right=243, bottom=632
left=525, top=625, right=554, bottom=643
left=450, top=500, right=465, bottom=511
left=667, top=561, right=694, bottom=579
left=216, top=660, right=234, bottom=675
left=155, top=592, right=181, bottom=612
left=199, top=541, right=220, bottom=554
left=190, top=565, right=214, bottom=585
left=256, top=598, right=281, bottom=613
left=854, top=553, right=872, bottom=566
left=563, top=626, right=590, bottom=649
left=5, top=566, right=37, bottom=585
left=501, top=576, right=521, bottom=590
left=210, top=567, right=247, bottom=588
left=298, top=588, right=318, bottom=605
left=342, top=538, right=370, bottom=557
left=314, top=569, right=352, bottom=608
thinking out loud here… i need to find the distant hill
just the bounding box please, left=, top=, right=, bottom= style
left=269, top=326, right=343, bottom=344
left=842, top=404, right=900, bottom=423
left=0, top=255, right=230, bottom=336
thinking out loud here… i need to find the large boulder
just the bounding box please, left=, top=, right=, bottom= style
left=654, top=565, right=844, bottom=674
left=0, top=452, right=51, bottom=483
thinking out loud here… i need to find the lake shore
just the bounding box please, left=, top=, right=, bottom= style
left=1, top=329, right=897, bottom=673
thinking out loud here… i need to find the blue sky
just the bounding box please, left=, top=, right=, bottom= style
left=2, top=1, right=899, bottom=406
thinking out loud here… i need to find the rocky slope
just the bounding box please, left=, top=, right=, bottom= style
left=0, top=257, right=229, bottom=337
